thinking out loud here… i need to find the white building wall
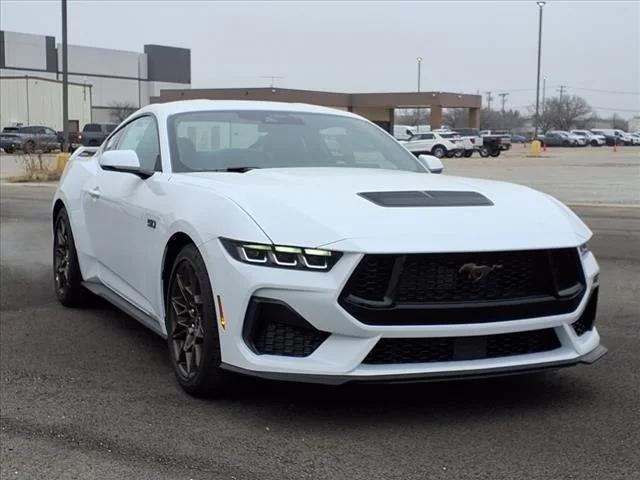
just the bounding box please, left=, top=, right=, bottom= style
left=67, top=74, right=140, bottom=107
left=60, top=44, right=144, bottom=79
left=3, top=31, right=46, bottom=70
left=0, top=77, right=91, bottom=130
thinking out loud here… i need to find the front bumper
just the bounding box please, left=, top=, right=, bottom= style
left=201, top=240, right=604, bottom=383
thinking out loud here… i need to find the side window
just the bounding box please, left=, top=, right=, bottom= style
left=45, top=127, right=56, bottom=135
left=117, top=116, right=161, bottom=172
left=423, top=133, right=434, bottom=140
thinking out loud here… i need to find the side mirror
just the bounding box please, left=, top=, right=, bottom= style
left=418, top=154, right=444, bottom=174
left=99, top=150, right=153, bottom=179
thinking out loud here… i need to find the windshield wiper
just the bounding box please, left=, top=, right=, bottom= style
left=217, top=166, right=261, bottom=173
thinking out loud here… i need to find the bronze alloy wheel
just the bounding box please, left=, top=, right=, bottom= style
left=53, top=215, right=71, bottom=295
left=168, top=259, right=205, bottom=379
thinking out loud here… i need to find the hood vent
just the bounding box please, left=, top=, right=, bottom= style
left=359, top=190, right=493, bottom=207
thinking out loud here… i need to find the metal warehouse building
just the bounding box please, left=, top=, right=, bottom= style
left=0, top=30, right=190, bottom=129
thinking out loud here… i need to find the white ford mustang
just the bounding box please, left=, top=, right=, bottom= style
left=53, top=100, right=606, bottom=396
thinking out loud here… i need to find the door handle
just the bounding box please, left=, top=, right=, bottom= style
left=88, top=187, right=101, bottom=199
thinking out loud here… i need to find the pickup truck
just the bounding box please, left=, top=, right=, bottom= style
left=479, top=130, right=512, bottom=157
left=0, top=125, right=59, bottom=153
left=58, top=123, right=117, bottom=150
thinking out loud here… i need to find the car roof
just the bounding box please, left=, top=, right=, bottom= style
left=136, top=100, right=361, bottom=120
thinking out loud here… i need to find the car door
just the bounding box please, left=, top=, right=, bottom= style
left=42, top=127, right=58, bottom=150
left=82, top=115, right=164, bottom=317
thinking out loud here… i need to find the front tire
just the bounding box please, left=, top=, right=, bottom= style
left=166, top=244, right=228, bottom=397
left=463, top=151, right=473, bottom=158
left=478, top=146, right=490, bottom=157
left=53, top=208, right=90, bottom=307
left=489, top=149, right=501, bottom=157
left=431, top=145, right=446, bottom=158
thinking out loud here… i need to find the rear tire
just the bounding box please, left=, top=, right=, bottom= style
left=463, top=151, right=473, bottom=158
left=479, top=146, right=490, bottom=157
left=53, top=208, right=91, bottom=307
left=489, top=149, right=501, bottom=157
left=454, top=150, right=464, bottom=158
left=166, top=244, right=229, bottom=397
left=431, top=145, right=446, bottom=158
left=24, top=141, right=35, bottom=153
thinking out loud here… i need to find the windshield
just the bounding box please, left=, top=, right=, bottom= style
left=167, top=110, right=421, bottom=173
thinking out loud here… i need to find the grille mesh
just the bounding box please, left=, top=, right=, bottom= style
left=253, top=321, right=329, bottom=357
left=363, top=329, right=561, bottom=364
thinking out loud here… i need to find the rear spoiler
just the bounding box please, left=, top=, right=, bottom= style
left=69, top=146, right=99, bottom=161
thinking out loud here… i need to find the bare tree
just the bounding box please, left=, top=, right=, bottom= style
left=480, top=108, right=525, bottom=131
left=443, top=109, right=468, bottom=128
left=109, top=101, right=137, bottom=123
left=536, top=95, right=592, bottom=132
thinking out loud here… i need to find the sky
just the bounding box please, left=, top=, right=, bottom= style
left=1, top=0, right=638, bottom=118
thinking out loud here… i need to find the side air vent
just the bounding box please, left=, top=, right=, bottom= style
left=358, top=190, right=493, bottom=207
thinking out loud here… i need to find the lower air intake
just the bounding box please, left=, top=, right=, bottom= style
left=244, top=297, right=329, bottom=357
left=363, top=328, right=561, bottom=364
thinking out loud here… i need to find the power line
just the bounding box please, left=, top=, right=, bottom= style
left=570, top=86, right=640, bottom=96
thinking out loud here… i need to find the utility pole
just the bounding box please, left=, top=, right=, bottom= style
left=484, top=91, right=493, bottom=111
left=557, top=84, right=567, bottom=100
left=498, top=92, right=509, bottom=115
left=416, top=57, right=422, bottom=92
left=62, top=0, right=69, bottom=153
left=534, top=1, right=545, bottom=140
left=261, top=75, right=284, bottom=89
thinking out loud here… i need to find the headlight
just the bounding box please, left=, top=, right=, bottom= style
left=578, top=243, right=590, bottom=257
left=220, top=238, right=342, bottom=271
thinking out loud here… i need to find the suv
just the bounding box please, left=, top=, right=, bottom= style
left=401, top=132, right=462, bottom=158
left=450, top=128, right=482, bottom=157
left=571, top=130, right=605, bottom=147
left=0, top=125, right=59, bottom=153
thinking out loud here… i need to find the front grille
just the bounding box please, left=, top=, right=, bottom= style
left=340, top=249, right=585, bottom=325
left=243, top=297, right=329, bottom=357
left=363, top=329, right=561, bottom=364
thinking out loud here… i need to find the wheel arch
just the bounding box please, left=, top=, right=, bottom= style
left=161, top=232, right=198, bottom=306
left=52, top=198, right=66, bottom=230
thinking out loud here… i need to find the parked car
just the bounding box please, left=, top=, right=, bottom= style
left=510, top=134, right=527, bottom=143
left=434, top=131, right=470, bottom=157
left=449, top=128, right=483, bottom=157
left=571, top=130, right=605, bottom=147
left=0, top=125, right=60, bottom=153
left=401, top=131, right=462, bottom=158
left=549, top=131, right=585, bottom=146
left=52, top=99, right=606, bottom=395
left=591, top=129, right=632, bottom=146
left=542, top=131, right=581, bottom=147
left=629, top=132, right=640, bottom=145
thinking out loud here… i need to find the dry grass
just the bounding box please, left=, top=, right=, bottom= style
left=8, top=152, right=61, bottom=182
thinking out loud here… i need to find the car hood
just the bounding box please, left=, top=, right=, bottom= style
left=175, top=168, right=591, bottom=253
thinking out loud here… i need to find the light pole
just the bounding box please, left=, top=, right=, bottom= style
left=62, top=0, right=69, bottom=152
left=416, top=56, right=422, bottom=92
left=533, top=1, right=545, bottom=139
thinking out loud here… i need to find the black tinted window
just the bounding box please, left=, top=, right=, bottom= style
left=83, top=124, right=101, bottom=132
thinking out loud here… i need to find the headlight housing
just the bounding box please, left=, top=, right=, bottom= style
left=220, top=238, right=342, bottom=271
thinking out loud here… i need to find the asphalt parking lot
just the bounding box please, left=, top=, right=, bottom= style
left=1, top=176, right=639, bottom=478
